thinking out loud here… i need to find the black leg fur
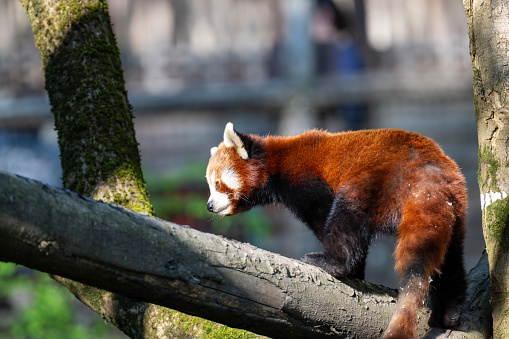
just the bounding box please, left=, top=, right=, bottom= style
left=301, top=196, right=372, bottom=280
left=428, top=223, right=467, bottom=328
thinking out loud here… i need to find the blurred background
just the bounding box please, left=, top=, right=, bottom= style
left=0, top=0, right=481, bottom=337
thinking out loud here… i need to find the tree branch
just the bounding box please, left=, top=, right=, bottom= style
left=0, top=171, right=490, bottom=338
left=0, top=170, right=401, bottom=338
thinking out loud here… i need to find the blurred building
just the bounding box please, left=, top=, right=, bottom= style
left=0, top=0, right=480, bottom=289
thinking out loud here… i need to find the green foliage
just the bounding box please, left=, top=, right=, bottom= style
left=146, top=162, right=272, bottom=243
left=0, top=262, right=121, bottom=339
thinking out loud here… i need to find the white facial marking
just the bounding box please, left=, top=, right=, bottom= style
left=207, top=170, right=216, bottom=191
left=221, top=168, right=242, bottom=191
left=206, top=169, right=235, bottom=216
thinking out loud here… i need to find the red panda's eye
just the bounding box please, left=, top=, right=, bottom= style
left=215, top=181, right=220, bottom=190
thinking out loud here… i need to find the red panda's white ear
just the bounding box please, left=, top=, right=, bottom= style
left=210, top=147, right=218, bottom=157
left=223, top=122, right=248, bottom=160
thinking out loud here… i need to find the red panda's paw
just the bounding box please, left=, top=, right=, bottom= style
left=428, top=303, right=462, bottom=329
left=301, top=252, right=348, bottom=279
left=442, top=310, right=461, bottom=328
left=301, top=252, right=325, bottom=265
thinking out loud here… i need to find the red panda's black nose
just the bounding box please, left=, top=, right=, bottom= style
left=207, top=201, right=214, bottom=212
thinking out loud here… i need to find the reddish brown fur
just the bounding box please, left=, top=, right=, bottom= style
left=207, top=127, right=467, bottom=338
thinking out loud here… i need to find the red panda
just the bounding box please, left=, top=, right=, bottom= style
left=206, top=122, right=467, bottom=338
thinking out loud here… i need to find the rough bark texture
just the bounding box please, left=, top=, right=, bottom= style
left=17, top=1, right=251, bottom=338
left=464, top=0, right=509, bottom=337
left=0, top=171, right=495, bottom=338
left=0, top=170, right=431, bottom=338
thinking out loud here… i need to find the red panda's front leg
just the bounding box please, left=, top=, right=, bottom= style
left=301, top=195, right=373, bottom=280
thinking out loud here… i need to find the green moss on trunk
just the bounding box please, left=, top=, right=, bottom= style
left=485, top=199, right=509, bottom=252
left=143, top=307, right=263, bottom=339
left=484, top=197, right=509, bottom=337
left=21, top=0, right=152, bottom=214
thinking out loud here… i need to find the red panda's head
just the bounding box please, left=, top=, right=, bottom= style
left=206, top=123, right=265, bottom=216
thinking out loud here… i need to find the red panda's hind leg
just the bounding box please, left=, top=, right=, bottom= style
left=384, top=190, right=456, bottom=339
left=427, top=217, right=467, bottom=328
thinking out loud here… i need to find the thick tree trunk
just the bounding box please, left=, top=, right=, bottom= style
left=464, top=0, right=509, bottom=337
left=17, top=1, right=252, bottom=337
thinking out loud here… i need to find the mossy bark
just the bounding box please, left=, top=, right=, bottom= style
left=464, top=0, right=509, bottom=337
left=20, top=0, right=151, bottom=212
left=18, top=0, right=258, bottom=337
